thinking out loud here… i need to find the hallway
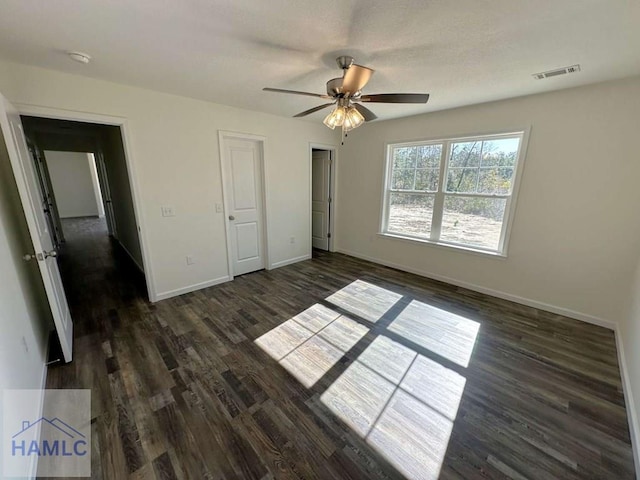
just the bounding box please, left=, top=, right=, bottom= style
left=56, top=217, right=147, bottom=339
left=45, top=218, right=635, bottom=479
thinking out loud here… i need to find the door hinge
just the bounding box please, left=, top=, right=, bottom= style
left=328, top=197, right=332, bottom=203
left=327, top=233, right=331, bottom=238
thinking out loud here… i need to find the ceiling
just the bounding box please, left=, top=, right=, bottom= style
left=0, top=0, right=639, bottom=122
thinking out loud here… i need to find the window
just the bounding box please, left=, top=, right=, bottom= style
left=382, top=132, right=526, bottom=255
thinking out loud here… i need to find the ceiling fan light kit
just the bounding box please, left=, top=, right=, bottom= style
left=322, top=101, right=365, bottom=132
left=343, top=106, right=365, bottom=131
left=323, top=106, right=345, bottom=129
left=264, top=56, right=429, bottom=137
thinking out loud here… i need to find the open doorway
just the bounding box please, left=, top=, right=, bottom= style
left=311, top=146, right=336, bottom=252
left=22, top=116, right=144, bottom=266
left=41, top=151, right=107, bottom=241
left=21, top=116, right=148, bottom=362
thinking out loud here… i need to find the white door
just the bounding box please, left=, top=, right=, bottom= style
left=30, top=146, right=64, bottom=246
left=0, top=94, right=74, bottom=362
left=94, top=151, right=117, bottom=237
left=221, top=137, right=266, bottom=276
left=312, top=150, right=331, bottom=250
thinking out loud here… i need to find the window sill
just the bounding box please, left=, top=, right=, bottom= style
left=377, top=232, right=508, bottom=259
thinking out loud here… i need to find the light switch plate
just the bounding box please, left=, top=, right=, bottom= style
left=215, top=203, right=223, bottom=213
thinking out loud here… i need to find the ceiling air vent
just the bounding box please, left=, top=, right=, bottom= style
left=532, top=64, right=581, bottom=80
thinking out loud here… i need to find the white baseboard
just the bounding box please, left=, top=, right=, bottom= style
left=155, top=275, right=231, bottom=301
left=155, top=253, right=310, bottom=302
left=269, top=254, right=311, bottom=270
left=116, top=239, right=144, bottom=273
left=615, top=327, right=640, bottom=478
left=336, top=248, right=615, bottom=330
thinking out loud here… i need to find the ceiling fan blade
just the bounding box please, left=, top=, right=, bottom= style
left=342, top=65, right=374, bottom=95
left=293, top=103, right=335, bottom=118
left=353, top=103, right=378, bottom=122
left=263, top=87, right=332, bottom=99
left=360, top=93, right=430, bottom=103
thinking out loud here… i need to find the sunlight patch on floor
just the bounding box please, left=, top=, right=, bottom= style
left=255, top=304, right=368, bottom=388
left=325, top=279, right=402, bottom=323
left=280, top=335, right=345, bottom=388
left=358, top=336, right=416, bottom=384
left=389, top=300, right=480, bottom=367
left=254, top=280, right=480, bottom=479
left=367, top=388, right=457, bottom=479
left=254, top=318, right=315, bottom=360
left=321, top=339, right=466, bottom=480
left=254, top=303, right=340, bottom=360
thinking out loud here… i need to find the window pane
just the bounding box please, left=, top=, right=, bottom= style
left=480, top=138, right=520, bottom=167
left=415, top=168, right=439, bottom=192
left=447, top=138, right=519, bottom=194
left=478, top=167, right=514, bottom=194
left=392, top=168, right=415, bottom=190
left=416, top=145, right=442, bottom=168
left=440, top=196, right=507, bottom=250
left=387, top=193, right=434, bottom=238
left=446, top=167, right=478, bottom=193
left=393, top=147, right=417, bottom=169
left=449, top=141, right=481, bottom=168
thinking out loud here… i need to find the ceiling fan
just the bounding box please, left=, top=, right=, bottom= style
left=263, top=56, right=429, bottom=133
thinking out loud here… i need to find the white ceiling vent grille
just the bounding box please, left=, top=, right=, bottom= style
left=532, top=65, right=581, bottom=80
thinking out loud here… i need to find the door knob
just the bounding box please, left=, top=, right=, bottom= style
left=228, top=215, right=235, bottom=221
left=23, top=251, right=57, bottom=261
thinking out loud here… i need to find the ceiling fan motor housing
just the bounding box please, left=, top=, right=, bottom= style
left=336, top=55, right=355, bottom=70
left=326, top=77, right=344, bottom=97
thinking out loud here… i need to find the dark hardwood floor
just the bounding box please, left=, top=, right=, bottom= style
left=45, top=217, right=635, bottom=479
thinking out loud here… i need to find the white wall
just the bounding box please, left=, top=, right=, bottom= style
left=336, top=76, right=640, bottom=326
left=621, top=253, right=640, bottom=470
left=0, top=117, right=52, bottom=476
left=44, top=150, right=100, bottom=218
left=101, top=126, right=143, bottom=269
left=0, top=60, right=338, bottom=300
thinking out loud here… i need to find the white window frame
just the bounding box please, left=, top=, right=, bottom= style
left=380, top=129, right=530, bottom=257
